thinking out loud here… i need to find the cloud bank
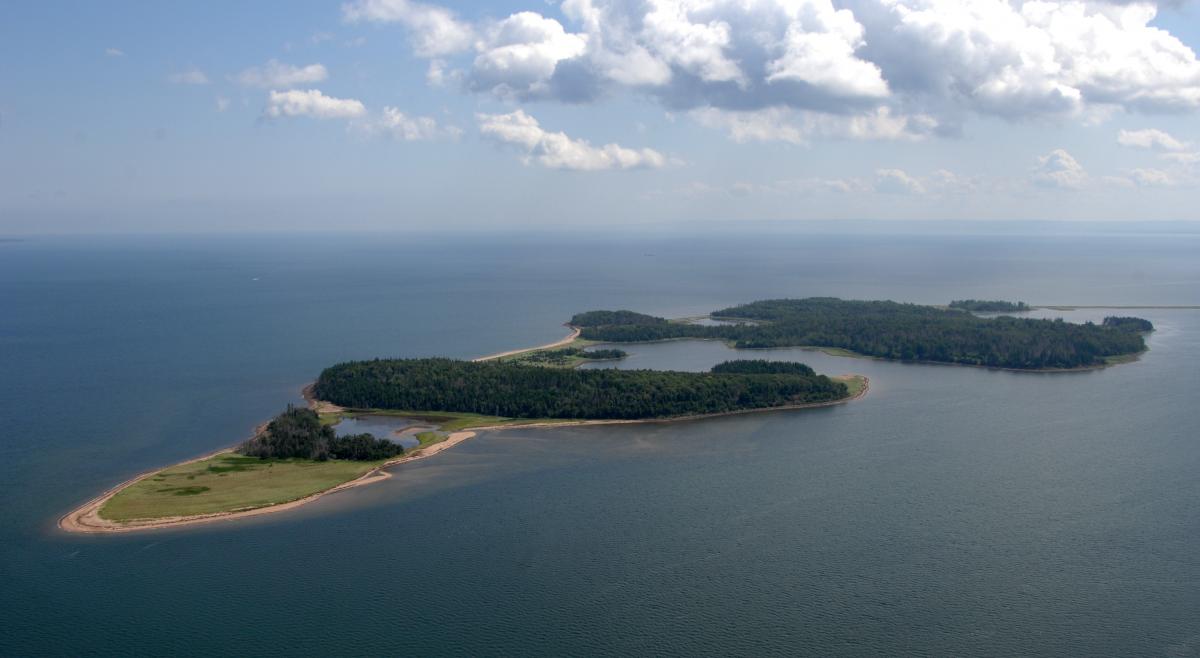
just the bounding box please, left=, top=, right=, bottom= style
left=344, top=0, right=1200, bottom=142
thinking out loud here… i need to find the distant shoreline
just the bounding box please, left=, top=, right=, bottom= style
left=1033, top=305, right=1200, bottom=310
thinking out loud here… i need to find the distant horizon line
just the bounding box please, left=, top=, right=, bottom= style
left=5, top=218, right=1200, bottom=239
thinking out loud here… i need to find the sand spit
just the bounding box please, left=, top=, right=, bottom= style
left=60, top=325, right=866, bottom=533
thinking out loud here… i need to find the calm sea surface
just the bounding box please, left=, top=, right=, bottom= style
left=2, top=229, right=1199, bottom=656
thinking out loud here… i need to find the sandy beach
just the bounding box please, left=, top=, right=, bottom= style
left=59, top=325, right=866, bottom=534
left=59, top=430, right=479, bottom=534
left=472, top=325, right=581, bottom=361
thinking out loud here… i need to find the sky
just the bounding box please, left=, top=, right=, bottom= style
left=2, top=0, right=1200, bottom=233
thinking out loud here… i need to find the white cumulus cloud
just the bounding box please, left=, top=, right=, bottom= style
left=477, top=110, right=666, bottom=170
left=262, top=89, right=366, bottom=119
left=342, top=0, right=473, bottom=56
left=1032, top=149, right=1088, bottom=189
left=1127, top=167, right=1175, bottom=186
left=863, top=0, right=1200, bottom=118
left=360, top=107, right=461, bottom=140
left=690, top=106, right=936, bottom=145
left=875, top=168, right=927, bottom=194
left=469, top=12, right=589, bottom=100
left=341, top=0, right=1200, bottom=143
left=235, top=60, right=329, bottom=89
left=1117, top=128, right=1188, bottom=151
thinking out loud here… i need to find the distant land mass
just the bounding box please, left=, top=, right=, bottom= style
left=573, top=298, right=1151, bottom=370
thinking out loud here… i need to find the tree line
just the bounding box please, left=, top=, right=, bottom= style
left=949, top=299, right=1030, bottom=312
left=1102, top=316, right=1155, bottom=332
left=711, top=360, right=816, bottom=375
left=570, top=310, right=667, bottom=326
left=574, top=298, right=1150, bottom=370
left=519, top=347, right=628, bottom=366
left=314, top=358, right=849, bottom=420
left=238, top=405, right=405, bottom=461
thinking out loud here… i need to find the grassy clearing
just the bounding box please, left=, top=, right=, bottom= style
left=414, top=431, right=447, bottom=448
left=99, top=453, right=382, bottom=522
left=812, top=346, right=863, bottom=358
left=496, top=338, right=603, bottom=369
left=834, top=374, right=868, bottom=398
left=318, top=412, right=343, bottom=426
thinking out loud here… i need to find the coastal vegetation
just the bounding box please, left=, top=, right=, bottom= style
left=505, top=346, right=627, bottom=367
left=98, top=453, right=381, bottom=522
left=574, top=298, right=1149, bottom=370
left=711, top=360, right=816, bottom=375
left=94, top=407, right=408, bottom=523
left=949, top=299, right=1030, bottom=312
left=570, top=310, right=667, bottom=326
left=315, top=357, right=851, bottom=420
left=240, top=405, right=404, bottom=461
left=1102, top=316, right=1155, bottom=333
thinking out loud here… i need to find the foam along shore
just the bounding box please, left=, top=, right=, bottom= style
left=59, top=326, right=867, bottom=533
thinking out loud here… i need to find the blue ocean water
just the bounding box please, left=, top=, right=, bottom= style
left=2, top=228, right=1199, bottom=656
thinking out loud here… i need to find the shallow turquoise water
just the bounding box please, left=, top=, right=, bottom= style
left=2, top=230, right=1199, bottom=656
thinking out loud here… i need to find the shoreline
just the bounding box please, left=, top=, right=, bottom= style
left=63, top=372, right=867, bottom=534
left=55, top=304, right=1166, bottom=534
left=59, top=325, right=867, bottom=534
left=472, top=325, right=581, bottom=362
left=58, top=427, right=480, bottom=534
left=780, top=344, right=1149, bottom=374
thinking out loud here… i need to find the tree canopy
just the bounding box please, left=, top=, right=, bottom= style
left=570, top=310, right=667, bottom=327
left=315, top=358, right=848, bottom=420
left=1102, top=316, right=1155, bottom=333
left=949, top=299, right=1030, bottom=312
left=574, top=298, right=1148, bottom=370
left=239, top=406, right=404, bottom=461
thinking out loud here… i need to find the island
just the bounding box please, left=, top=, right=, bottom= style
left=61, top=296, right=1152, bottom=532
left=574, top=298, right=1151, bottom=370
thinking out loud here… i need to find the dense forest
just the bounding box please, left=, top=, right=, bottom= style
left=570, top=310, right=667, bottom=326
left=949, top=300, right=1030, bottom=312
left=238, top=406, right=405, bottom=461
left=711, top=360, right=816, bottom=375
left=518, top=347, right=627, bottom=366
left=1102, top=316, right=1155, bottom=333
left=574, top=298, right=1149, bottom=370
left=315, top=358, right=849, bottom=420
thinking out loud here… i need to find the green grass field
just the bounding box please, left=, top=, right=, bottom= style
left=496, top=338, right=601, bottom=369
left=835, top=374, right=868, bottom=398
left=99, top=453, right=382, bottom=522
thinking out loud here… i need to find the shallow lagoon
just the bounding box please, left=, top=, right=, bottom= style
left=333, top=415, right=432, bottom=451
